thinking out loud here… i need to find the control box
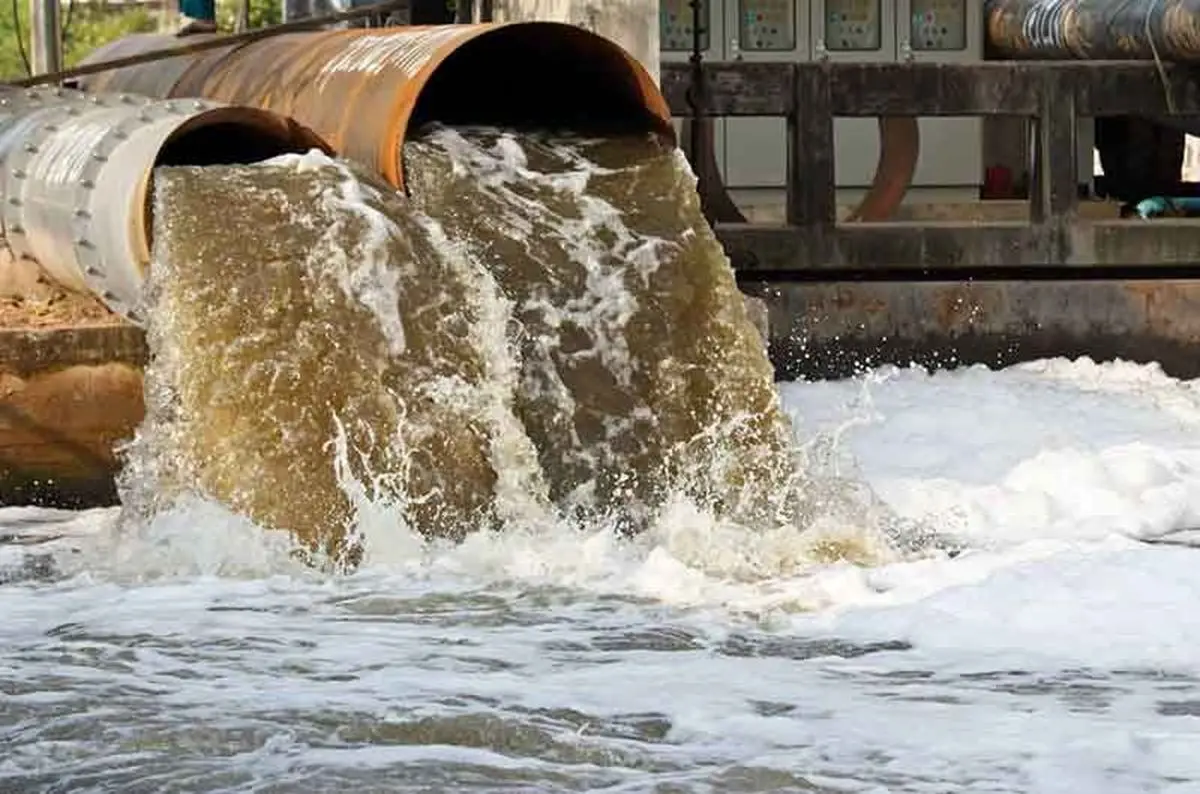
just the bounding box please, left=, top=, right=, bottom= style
left=738, top=0, right=796, bottom=51
left=657, top=0, right=990, bottom=199
left=661, top=0, right=711, bottom=51
left=823, top=0, right=881, bottom=51
left=909, top=0, right=966, bottom=51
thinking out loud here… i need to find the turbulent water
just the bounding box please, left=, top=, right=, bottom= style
left=134, top=152, right=525, bottom=564
left=405, top=128, right=803, bottom=531
left=7, top=358, right=1200, bottom=791
left=11, top=131, right=1200, bottom=791
left=128, top=130, right=842, bottom=566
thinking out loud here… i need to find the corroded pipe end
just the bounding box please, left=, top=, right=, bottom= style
left=401, top=23, right=675, bottom=139
left=79, top=23, right=675, bottom=192
left=200, top=22, right=676, bottom=190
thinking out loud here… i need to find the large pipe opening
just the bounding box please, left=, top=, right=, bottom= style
left=141, top=106, right=331, bottom=264
left=72, top=23, right=674, bottom=192
left=408, top=23, right=673, bottom=141
left=156, top=111, right=328, bottom=167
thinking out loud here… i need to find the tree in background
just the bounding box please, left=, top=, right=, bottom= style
left=0, top=0, right=281, bottom=80
left=216, top=0, right=278, bottom=32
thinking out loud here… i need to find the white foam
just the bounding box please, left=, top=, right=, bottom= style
left=263, top=148, right=341, bottom=172
left=8, top=356, right=1200, bottom=788
left=780, top=359, right=1200, bottom=548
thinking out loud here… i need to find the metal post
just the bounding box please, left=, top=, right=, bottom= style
left=282, top=0, right=311, bottom=22
left=30, top=0, right=62, bottom=77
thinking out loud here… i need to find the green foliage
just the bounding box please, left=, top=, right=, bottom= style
left=0, top=1, right=159, bottom=80
left=63, top=5, right=158, bottom=64
left=0, top=0, right=283, bottom=81
left=216, top=0, right=279, bottom=32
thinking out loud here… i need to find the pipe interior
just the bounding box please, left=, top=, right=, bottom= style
left=155, top=120, right=310, bottom=167
left=143, top=116, right=322, bottom=254
left=408, top=24, right=671, bottom=140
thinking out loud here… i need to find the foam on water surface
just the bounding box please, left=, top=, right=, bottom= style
left=7, top=357, right=1200, bottom=791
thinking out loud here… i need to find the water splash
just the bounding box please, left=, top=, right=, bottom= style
left=120, top=133, right=905, bottom=571
left=405, top=127, right=808, bottom=532
left=125, top=154, right=542, bottom=566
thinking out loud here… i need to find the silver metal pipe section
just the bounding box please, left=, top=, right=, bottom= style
left=986, top=0, right=1200, bottom=62
left=30, top=0, right=62, bottom=76
left=0, top=86, right=328, bottom=324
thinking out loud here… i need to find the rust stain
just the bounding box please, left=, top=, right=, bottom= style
left=82, top=23, right=673, bottom=193
left=844, top=117, right=919, bottom=222
left=1122, top=282, right=1200, bottom=339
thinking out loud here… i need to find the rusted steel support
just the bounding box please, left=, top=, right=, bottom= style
left=848, top=119, right=920, bottom=223
left=665, top=61, right=918, bottom=225
left=986, top=0, right=1200, bottom=62
left=680, top=118, right=746, bottom=224
left=1030, top=71, right=1078, bottom=223
left=679, top=0, right=746, bottom=227
left=788, top=64, right=835, bottom=232
left=78, top=23, right=673, bottom=192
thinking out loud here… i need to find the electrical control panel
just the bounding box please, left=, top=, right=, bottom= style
left=661, top=0, right=711, bottom=52
left=823, top=0, right=881, bottom=51
left=910, top=0, right=966, bottom=51
left=738, top=0, right=795, bottom=51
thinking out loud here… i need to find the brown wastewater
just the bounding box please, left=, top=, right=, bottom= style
left=123, top=127, right=861, bottom=567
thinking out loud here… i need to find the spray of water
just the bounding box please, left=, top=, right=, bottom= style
left=123, top=152, right=546, bottom=567
left=111, top=132, right=909, bottom=575
left=404, top=127, right=808, bottom=532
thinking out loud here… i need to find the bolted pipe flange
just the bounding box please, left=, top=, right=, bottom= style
left=0, top=102, right=82, bottom=259
left=63, top=100, right=203, bottom=318
left=1, top=84, right=325, bottom=321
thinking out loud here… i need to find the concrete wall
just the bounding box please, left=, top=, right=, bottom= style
left=749, top=279, right=1200, bottom=382
left=488, top=0, right=659, bottom=85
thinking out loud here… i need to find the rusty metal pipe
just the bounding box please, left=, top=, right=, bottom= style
left=14, top=0, right=415, bottom=88
left=77, top=23, right=674, bottom=191
left=986, top=0, right=1200, bottom=61
left=0, top=86, right=328, bottom=322
left=75, top=32, right=236, bottom=97
left=847, top=117, right=920, bottom=222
